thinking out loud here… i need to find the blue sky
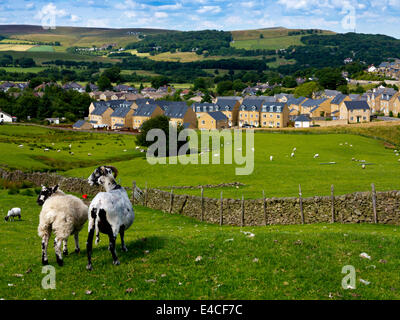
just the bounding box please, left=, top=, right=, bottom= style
left=1, top=0, right=400, bottom=38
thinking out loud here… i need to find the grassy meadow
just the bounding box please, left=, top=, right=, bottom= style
left=1, top=189, right=400, bottom=300
left=1, top=124, right=400, bottom=300
left=1, top=124, right=400, bottom=199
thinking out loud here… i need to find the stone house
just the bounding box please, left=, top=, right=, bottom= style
left=340, top=101, right=371, bottom=123
left=260, top=102, right=289, bottom=128
left=198, top=111, right=228, bottom=130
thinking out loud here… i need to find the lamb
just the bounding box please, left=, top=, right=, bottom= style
left=86, top=166, right=135, bottom=270
left=4, top=208, right=21, bottom=221
left=37, top=185, right=88, bottom=266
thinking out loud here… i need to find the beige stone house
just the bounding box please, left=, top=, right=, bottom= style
left=260, top=102, right=289, bottom=128
left=340, top=101, right=371, bottom=123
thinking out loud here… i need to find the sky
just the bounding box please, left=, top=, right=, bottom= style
left=0, top=0, right=400, bottom=38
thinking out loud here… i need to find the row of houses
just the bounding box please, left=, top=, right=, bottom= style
left=77, top=92, right=372, bottom=131
left=369, top=59, right=400, bottom=80
left=82, top=99, right=198, bottom=130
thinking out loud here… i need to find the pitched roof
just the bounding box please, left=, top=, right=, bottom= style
left=133, top=104, right=159, bottom=117
left=73, top=120, right=88, bottom=128
left=261, top=102, right=286, bottom=113
left=161, top=102, right=189, bottom=119
left=344, top=100, right=370, bottom=111
left=240, top=99, right=264, bottom=111
left=208, top=111, right=228, bottom=121
left=324, top=89, right=340, bottom=97
left=302, top=98, right=327, bottom=107
left=287, top=96, right=307, bottom=105
left=331, top=93, right=348, bottom=105
left=215, top=98, right=240, bottom=110
left=111, top=106, right=132, bottom=118
left=93, top=100, right=133, bottom=110
left=91, top=105, right=110, bottom=116
left=193, top=102, right=216, bottom=113
left=294, top=114, right=311, bottom=122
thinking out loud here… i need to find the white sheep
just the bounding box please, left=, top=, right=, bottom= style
left=4, top=208, right=21, bottom=221
left=88, top=153, right=92, bottom=156
left=86, top=166, right=135, bottom=270
left=37, top=185, right=88, bottom=266
left=18, top=145, right=23, bottom=148
left=270, top=155, right=273, bottom=161
left=314, top=154, right=319, bottom=158
left=44, top=148, right=50, bottom=152
left=293, top=147, right=296, bottom=152
left=291, top=152, right=295, bottom=158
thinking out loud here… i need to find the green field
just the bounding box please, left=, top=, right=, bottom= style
left=28, top=45, right=55, bottom=53
left=1, top=124, right=400, bottom=199
left=1, top=189, right=400, bottom=300
left=0, top=66, right=48, bottom=73
left=231, top=27, right=335, bottom=50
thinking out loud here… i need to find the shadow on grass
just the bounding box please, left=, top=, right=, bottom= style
left=80, top=235, right=168, bottom=263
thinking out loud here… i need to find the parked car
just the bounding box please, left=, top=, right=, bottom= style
left=242, top=123, right=255, bottom=128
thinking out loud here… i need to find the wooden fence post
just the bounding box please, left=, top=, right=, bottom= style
left=372, top=183, right=378, bottom=224
left=331, top=185, right=335, bottom=223
left=169, top=189, right=174, bottom=214
left=299, top=184, right=304, bottom=224
left=220, top=191, right=223, bottom=226
left=144, top=181, right=148, bottom=207
left=201, top=187, right=204, bottom=222
left=263, top=190, right=267, bottom=226
left=132, top=181, right=136, bottom=205
left=241, top=195, right=245, bottom=227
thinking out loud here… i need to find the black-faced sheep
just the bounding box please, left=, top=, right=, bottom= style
left=37, top=185, right=88, bottom=266
left=86, top=166, right=134, bottom=270
left=4, top=208, right=21, bottom=221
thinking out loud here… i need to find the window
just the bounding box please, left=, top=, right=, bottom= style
left=350, top=117, right=353, bottom=120
left=277, top=122, right=280, bottom=126
left=263, top=122, right=266, bottom=125
left=270, top=114, right=273, bottom=118
left=202, top=120, right=205, bottom=125
left=363, top=116, right=366, bottom=120
left=277, top=115, right=280, bottom=119
left=245, top=114, right=247, bottom=118
left=263, top=114, right=266, bottom=118
left=250, top=114, right=253, bottom=118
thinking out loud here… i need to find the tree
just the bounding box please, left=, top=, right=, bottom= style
left=232, top=79, right=246, bottom=92
left=217, top=80, right=233, bottom=95
left=282, top=76, right=297, bottom=88
left=102, top=66, right=121, bottom=83
left=85, top=83, right=92, bottom=93
left=151, top=76, right=169, bottom=89
left=338, top=84, right=349, bottom=94
left=97, top=75, right=112, bottom=91
left=135, top=115, right=187, bottom=156
left=316, top=68, right=346, bottom=89
left=294, top=81, right=322, bottom=98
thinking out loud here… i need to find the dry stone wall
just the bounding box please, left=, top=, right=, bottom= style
left=1, top=168, right=400, bottom=226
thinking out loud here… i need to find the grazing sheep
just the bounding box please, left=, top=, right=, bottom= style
left=86, top=166, right=135, bottom=270
left=18, top=145, right=23, bottom=148
left=44, top=148, right=50, bottom=152
left=362, top=164, right=366, bottom=169
left=293, top=148, right=296, bottom=152
left=290, top=152, right=295, bottom=158
left=37, top=185, right=88, bottom=266
left=270, top=156, right=273, bottom=161
left=314, top=154, right=319, bottom=158
left=88, top=153, right=92, bottom=156
left=4, top=208, right=21, bottom=221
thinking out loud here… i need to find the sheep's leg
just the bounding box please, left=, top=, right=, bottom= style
left=95, top=230, right=100, bottom=245
left=41, top=234, right=50, bottom=265
left=86, top=209, right=97, bottom=271
left=62, top=239, right=68, bottom=256
left=54, top=238, right=63, bottom=266
left=120, top=225, right=128, bottom=252
left=74, top=233, right=80, bottom=253
left=108, top=232, right=120, bottom=266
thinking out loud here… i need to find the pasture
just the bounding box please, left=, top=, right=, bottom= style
left=27, top=46, right=55, bottom=53
left=1, top=189, right=400, bottom=300
left=1, top=124, right=400, bottom=199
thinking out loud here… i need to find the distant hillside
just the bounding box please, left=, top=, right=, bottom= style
left=231, top=27, right=335, bottom=50
left=0, top=25, right=173, bottom=51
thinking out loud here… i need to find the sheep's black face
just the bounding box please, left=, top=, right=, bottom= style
left=88, top=166, right=118, bottom=186
left=4, top=216, right=8, bottom=221
left=37, top=185, right=58, bottom=206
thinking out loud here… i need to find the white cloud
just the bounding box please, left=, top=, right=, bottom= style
left=155, top=12, right=169, bottom=18
left=197, top=5, right=221, bottom=14
left=70, top=14, right=81, bottom=22
left=35, top=3, right=68, bottom=20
